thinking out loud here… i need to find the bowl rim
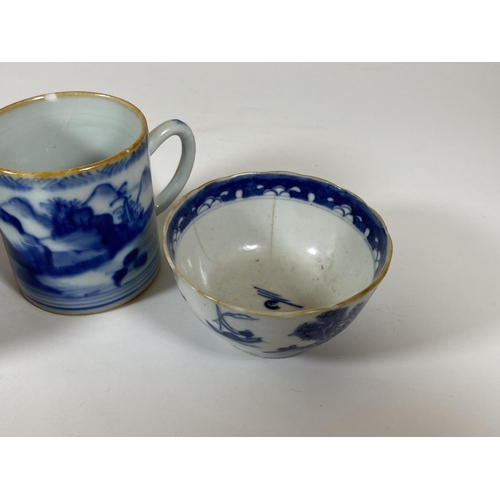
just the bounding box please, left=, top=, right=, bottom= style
left=163, top=170, right=393, bottom=318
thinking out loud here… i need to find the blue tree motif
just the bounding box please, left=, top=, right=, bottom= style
left=206, top=305, right=263, bottom=345
left=41, top=198, right=83, bottom=237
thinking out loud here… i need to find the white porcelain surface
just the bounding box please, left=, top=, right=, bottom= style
left=176, top=197, right=374, bottom=311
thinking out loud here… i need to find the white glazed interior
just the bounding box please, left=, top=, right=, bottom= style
left=175, top=197, right=375, bottom=313
left=0, top=93, right=144, bottom=172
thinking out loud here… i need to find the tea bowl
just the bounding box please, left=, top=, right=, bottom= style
left=163, top=171, right=392, bottom=358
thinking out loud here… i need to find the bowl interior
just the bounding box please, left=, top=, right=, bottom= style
left=175, top=197, right=374, bottom=312
left=167, top=173, right=391, bottom=314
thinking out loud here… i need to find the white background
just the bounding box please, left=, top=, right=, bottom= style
left=0, top=62, right=499, bottom=438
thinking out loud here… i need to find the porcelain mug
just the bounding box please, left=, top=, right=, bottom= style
left=0, top=91, right=195, bottom=314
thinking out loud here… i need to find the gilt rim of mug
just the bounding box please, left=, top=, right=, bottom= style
left=163, top=170, right=394, bottom=319
left=0, top=91, right=148, bottom=178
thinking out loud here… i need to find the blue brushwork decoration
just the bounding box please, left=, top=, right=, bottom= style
left=254, top=286, right=303, bottom=310
left=0, top=164, right=158, bottom=311
left=206, top=304, right=262, bottom=344
left=290, top=302, right=366, bottom=344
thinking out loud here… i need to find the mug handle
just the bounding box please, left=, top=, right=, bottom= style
left=148, top=119, right=196, bottom=215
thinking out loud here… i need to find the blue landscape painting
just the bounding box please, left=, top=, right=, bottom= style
left=0, top=166, right=155, bottom=298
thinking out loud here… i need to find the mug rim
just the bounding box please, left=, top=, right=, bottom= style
left=0, top=91, right=148, bottom=178
left=163, top=170, right=393, bottom=319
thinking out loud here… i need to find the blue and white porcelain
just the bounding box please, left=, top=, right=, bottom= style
left=163, top=171, right=392, bottom=358
left=0, top=92, right=195, bottom=314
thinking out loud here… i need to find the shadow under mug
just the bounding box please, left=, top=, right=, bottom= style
left=0, top=91, right=196, bottom=314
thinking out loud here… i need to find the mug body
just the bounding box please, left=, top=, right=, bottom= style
left=0, top=92, right=160, bottom=313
